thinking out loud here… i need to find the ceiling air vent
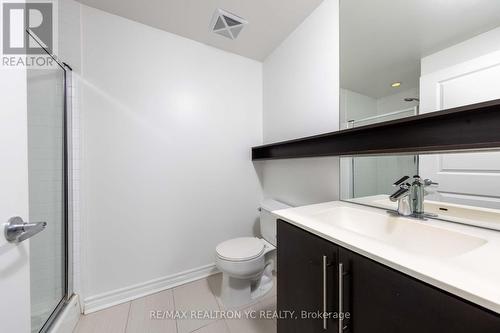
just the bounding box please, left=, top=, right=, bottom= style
left=211, top=9, right=248, bottom=40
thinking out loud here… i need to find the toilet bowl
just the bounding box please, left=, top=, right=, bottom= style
left=215, top=199, right=290, bottom=308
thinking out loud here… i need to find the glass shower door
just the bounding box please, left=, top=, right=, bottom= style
left=347, top=108, right=418, bottom=198
left=27, top=65, right=68, bottom=332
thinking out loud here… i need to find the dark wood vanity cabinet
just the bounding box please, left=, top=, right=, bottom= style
left=277, top=220, right=500, bottom=333
left=277, top=219, right=339, bottom=332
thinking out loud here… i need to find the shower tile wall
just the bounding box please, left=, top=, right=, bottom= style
left=71, top=74, right=82, bottom=298
left=59, top=0, right=83, bottom=301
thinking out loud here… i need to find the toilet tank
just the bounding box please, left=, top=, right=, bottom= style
left=260, top=199, right=291, bottom=246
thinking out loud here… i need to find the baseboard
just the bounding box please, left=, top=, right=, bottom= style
left=49, top=294, right=81, bottom=333
left=83, top=264, right=219, bottom=314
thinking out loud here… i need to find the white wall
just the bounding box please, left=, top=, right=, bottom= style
left=263, top=0, right=339, bottom=143
left=79, top=5, right=263, bottom=308
left=259, top=0, right=340, bottom=206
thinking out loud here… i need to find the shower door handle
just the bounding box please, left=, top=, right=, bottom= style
left=4, top=216, right=47, bottom=243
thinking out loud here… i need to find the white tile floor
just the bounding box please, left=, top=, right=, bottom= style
left=74, top=273, right=277, bottom=333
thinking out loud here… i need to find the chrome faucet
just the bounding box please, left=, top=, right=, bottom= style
left=389, top=175, right=438, bottom=219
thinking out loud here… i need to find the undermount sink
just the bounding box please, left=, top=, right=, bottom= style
left=311, top=206, right=487, bottom=258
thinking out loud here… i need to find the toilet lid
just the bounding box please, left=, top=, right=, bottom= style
left=216, top=237, right=265, bottom=262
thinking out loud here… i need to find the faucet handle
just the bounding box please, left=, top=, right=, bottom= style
left=412, top=175, right=438, bottom=187
left=423, top=179, right=439, bottom=187
left=389, top=183, right=411, bottom=202
left=393, top=175, right=410, bottom=187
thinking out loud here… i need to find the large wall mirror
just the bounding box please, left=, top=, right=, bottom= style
left=340, top=0, right=500, bottom=227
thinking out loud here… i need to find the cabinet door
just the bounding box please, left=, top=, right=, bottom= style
left=339, top=247, right=500, bottom=333
left=277, top=220, right=339, bottom=333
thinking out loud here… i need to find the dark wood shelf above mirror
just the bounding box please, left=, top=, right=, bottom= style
left=252, top=99, right=500, bottom=160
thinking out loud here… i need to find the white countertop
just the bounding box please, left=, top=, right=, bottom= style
left=273, top=200, right=500, bottom=314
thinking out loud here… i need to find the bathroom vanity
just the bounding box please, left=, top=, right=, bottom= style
left=275, top=202, right=500, bottom=333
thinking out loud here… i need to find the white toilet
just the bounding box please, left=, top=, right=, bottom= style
left=215, top=199, right=290, bottom=308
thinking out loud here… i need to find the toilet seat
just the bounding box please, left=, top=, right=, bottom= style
left=216, top=237, right=265, bottom=262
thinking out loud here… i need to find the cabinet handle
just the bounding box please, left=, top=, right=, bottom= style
left=338, top=262, right=344, bottom=333
left=323, top=255, right=327, bottom=330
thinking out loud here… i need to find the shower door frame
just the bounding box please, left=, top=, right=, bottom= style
left=31, top=34, right=74, bottom=332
